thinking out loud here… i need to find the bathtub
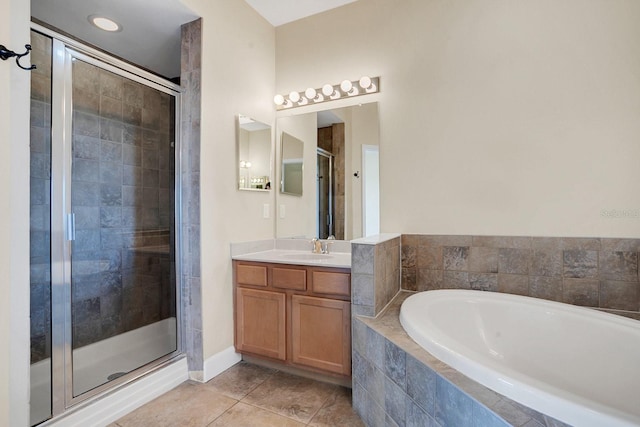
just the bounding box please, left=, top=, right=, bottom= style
left=399, top=290, right=640, bottom=427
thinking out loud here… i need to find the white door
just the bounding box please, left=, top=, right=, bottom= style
left=362, top=145, right=380, bottom=237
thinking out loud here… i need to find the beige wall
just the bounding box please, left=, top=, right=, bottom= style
left=180, top=0, right=276, bottom=359
left=276, top=0, right=640, bottom=238
left=1, top=0, right=31, bottom=424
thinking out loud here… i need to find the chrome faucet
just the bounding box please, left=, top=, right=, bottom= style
left=311, top=238, right=333, bottom=254
left=311, top=238, right=322, bottom=254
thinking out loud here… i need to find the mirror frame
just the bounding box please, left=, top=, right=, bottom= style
left=236, top=114, right=273, bottom=192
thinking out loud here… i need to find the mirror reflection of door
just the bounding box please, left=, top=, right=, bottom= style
left=316, top=149, right=334, bottom=239
left=280, top=132, right=304, bottom=196
left=362, top=145, right=380, bottom=237
left=317, top=121, right=345, bottom=239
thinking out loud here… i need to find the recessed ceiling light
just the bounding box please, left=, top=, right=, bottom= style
left=88, top=15, right=122, bottom=32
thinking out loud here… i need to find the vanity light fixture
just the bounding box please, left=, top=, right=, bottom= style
left=274, top=76, right=380, bottom=110
left=239, top=160, right=252, bottom=168
left=88, top=15, right=122, bottom=32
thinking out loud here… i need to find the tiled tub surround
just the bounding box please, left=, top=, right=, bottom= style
left=400, top=290, right=640, bottom=426
left=401, top=235, right=640, bottom=317
left=351, top=234, right=640, bottom=426
left=353, top=292, right=567, bottom=427
left=351, top=234, right=401, bottom=317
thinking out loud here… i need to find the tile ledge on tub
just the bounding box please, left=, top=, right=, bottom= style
left=351, top=233, right=401, bottom=245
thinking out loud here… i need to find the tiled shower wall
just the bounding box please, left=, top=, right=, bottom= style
left=180, top=18, right=204, bottom=375
left=401, top=235, right=640, bottom=314
left=30, top=31, right=53, bottom=363
left=70, top=58, right=176, bottom=349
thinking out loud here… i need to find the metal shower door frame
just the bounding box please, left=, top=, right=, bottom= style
left=316, top=148, right=334, bottom=238
left=38, top=23, right=185, bottom=418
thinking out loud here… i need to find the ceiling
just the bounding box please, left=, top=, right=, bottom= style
left=31, top=0, right=356, bottom=79
left=244, top=0, right=358, bottom=27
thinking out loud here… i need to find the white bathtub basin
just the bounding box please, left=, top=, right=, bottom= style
left=400, top=290, right=640, bottom=427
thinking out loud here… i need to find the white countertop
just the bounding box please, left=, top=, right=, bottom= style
left=232, top=249, right=351, bottom=268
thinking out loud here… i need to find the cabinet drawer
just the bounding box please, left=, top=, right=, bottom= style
left=311, top=271, right=350, bottom=296
left=273, top=267, right=307, bottom=290
left=236, top=264, right=268, bottom=287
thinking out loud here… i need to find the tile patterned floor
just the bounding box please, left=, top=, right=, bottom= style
left=110, top=362, right=365, bottom=427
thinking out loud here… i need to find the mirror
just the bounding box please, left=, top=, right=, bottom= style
left=275, top=102, right=380, bottom=240
left=280, top=132, right=304, bottom=196
left=237, top=115, right=272, bottom=191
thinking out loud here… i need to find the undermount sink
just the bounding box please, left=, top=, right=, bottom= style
left=280, top=253, right=334, bottom=261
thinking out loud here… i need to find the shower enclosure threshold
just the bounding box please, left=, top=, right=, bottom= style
left=30, top=317, right=177, bottom=425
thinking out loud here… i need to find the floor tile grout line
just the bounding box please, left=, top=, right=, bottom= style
left=113, top=362, right=363, bottom=426
left=305, top=384, right=342, bottom=426
left=238, top=401, right=309, bottom=426
left=239, top=370, right=326, bottom=424
left=204, top=399, right=241, bottom=427
left=235, top=366, right=280, bottom=402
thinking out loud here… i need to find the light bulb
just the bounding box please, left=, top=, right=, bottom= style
left=340, top=80, right=353, bottom=92
left=246, top=161, right=252, bottom=168
left=289, top=91, right=301, bottom=103
left=359, top=76, right=372, bottom=89
left=305, top=88, right=317, bottom=99
left=322, top=84, right=334, bottom=97
left=273, top=94, right=285, bottom=106
left=240, top=160, right=246, bottom=168
left=341, top=79, right=359, bottom=96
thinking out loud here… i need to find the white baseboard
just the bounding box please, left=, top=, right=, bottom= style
left=202, top=346, right=242, bottom=382
left=47, top=358, right=188, bottom=427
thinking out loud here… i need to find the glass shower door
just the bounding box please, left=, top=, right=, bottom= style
left=68, top=55, right=178, bottom=397
left=317, top=149, right=334, bottom=239
left=30, top=27, right=182, bottom=425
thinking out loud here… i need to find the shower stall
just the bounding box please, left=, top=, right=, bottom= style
left=317, top=148, right=334, bottom=239
left=29, top=26, right=182, bottom=425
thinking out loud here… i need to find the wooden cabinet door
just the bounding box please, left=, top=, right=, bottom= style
left=235, top=288, right=286, bottom=360
left=291, top=295, right=351, bottom=375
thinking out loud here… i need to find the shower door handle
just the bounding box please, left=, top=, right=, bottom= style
left=66, top=213, right=76, bottom=241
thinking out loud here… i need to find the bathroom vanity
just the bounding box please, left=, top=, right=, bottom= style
left=231, top=246, right=352, bottom=380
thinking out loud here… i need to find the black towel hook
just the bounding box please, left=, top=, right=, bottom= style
left=0, top=44, right=36, bottom=71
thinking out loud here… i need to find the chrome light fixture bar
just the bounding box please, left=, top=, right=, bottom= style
left=274, top=76, right=379, bottom=110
